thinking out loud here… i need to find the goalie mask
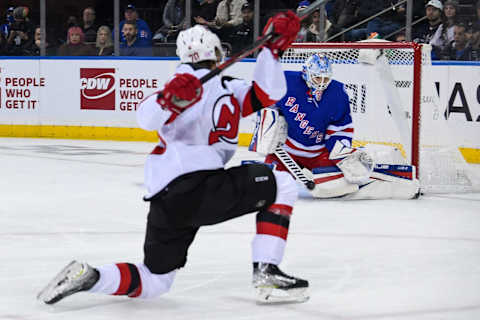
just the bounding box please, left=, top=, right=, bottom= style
left=302, top=54, right=332, bottom=91
left=176, top=25, right=225, bottom=64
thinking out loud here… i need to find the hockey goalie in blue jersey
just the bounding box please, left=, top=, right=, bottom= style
left=250, top=54, right=420, bottom=199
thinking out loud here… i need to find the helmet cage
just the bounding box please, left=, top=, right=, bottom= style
left=302, top=54, right=333, bottom=91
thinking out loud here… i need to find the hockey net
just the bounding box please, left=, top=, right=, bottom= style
left=280, top=42, right=479, bottom=194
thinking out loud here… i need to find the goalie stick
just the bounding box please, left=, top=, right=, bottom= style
left=274, top=146, right=316, bottom=190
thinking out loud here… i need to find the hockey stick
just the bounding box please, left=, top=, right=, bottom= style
left=274, top=146, right=316, bottom=190
left=158, top=0, right=327, bottom=107
left=199, top=0, right=329, bottom=84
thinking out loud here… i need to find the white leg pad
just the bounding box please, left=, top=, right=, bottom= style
left=310, top=171, right=359, bottom=198
left=344, top=178, right=420, bottom=200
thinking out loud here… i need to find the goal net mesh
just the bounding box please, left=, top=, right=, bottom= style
left=280, top=42, right=479, bottom=194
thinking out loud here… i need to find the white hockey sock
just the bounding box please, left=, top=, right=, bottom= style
left=88, top=263, right=176, bottom=299
left=252, top=234, right=286, bottom=265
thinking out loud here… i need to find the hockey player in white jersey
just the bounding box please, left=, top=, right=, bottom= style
left=38, top=13, right=308, bottom=305
left=250, top=53, right=420, bottom=200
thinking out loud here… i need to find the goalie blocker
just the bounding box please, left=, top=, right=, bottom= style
left=248, top=109, right=420, bottom=200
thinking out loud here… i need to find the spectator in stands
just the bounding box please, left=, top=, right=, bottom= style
left=192, top=0, right=218, bottom=27
left=6, top=6, right=34, bottom=56
left=229, top=2, right=253, bottom=54
left=119, top=4, right=152, bottom=47
left=470, top=22, right=480, bottom=60
left=58, top=26, right=95, bottom=56
left=120, top=21, right=153, bottom=56
left=444, top=23, right=473, bottom=60
left=24, top=26, right=43, bottom=55
left=60, top=15, right=79, bottom=44
left=430, top=0, right=459, bottom=60
left=81, top=7, right=99, bottom=43
left=350, top=0, right=404, bottom=40
left=96, top=25, right=113, bottom=56
left=295, top=1, right=312, bottom=42
left=329, top=0, right=361, bottom=30
left=395, top=32, right=406, bottom=42
left=153, top=0, right=187, bottom=42
left=345, top=0, right=379, bottom=41
left=1, top=7, right=14, bottom=41
left=413, top=0, right=443, bottom=44
left=194, top=0, right=247, bottom=41
left=306, top=8, right=339, bottom=42
left=472, top=0, right=480, bottom=32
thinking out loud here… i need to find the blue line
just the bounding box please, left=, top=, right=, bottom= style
left=0, top=56, right=260, bottom=63
left=432, top=61, right=480, bottom=66
left=3, top=56, right=479, bottom=66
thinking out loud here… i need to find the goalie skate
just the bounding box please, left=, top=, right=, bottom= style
left=37, top=260, right=99, bottom=304
left=253, top=262, right=309, bottom=303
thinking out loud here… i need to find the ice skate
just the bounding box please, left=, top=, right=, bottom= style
left=37, top=260, right=99, bottom=304
left=252, top=262, right=309, bottom=303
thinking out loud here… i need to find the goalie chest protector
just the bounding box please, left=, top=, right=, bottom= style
left=276, top=71, right=352, bottom=153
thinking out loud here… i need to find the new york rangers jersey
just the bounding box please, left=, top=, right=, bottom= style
left=276, top=71, right=353, bottom=158
left=136, top=48, right=286, bottom=198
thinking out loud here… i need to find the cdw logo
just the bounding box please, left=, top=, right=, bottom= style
left=80, top=68, right=115, bottom=110
left=81, top=77, right=111, bottom=90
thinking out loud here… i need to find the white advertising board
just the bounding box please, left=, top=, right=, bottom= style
left=0, top=58, right=478, bottom=154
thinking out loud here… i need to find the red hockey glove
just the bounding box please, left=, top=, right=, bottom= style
left=157, top=73, right=203, bottom=114
left=262, top=10, right=301, bottom=58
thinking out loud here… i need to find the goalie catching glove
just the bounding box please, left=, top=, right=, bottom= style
left=157, top=73, right=203, bottom=114
left=329, top=140, right=374, bottom=185
left=262, top=10, right=300, bottom=58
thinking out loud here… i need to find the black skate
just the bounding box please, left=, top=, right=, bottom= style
left=252, top=262, right=309, bottom=303
left=37, top=260, right=99, bottom=304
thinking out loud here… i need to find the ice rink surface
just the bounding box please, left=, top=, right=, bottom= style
left=1, top=138, right=480, bottom=320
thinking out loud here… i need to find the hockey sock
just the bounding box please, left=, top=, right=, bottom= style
left=88, top=263, right=176, bottom=299
left=113, top=263, right=142, bottom=297
left=257, top=205, right=291, bottom=240
left=88, top=263, right=141, bottom=297
left=252, top=205, right=291, bottom=265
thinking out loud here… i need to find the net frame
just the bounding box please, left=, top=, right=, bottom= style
left=281, top=41, right=424, bottom=177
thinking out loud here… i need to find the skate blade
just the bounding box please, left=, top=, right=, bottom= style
left=37, top=260, right=78, bottom=304
left=255, top=287, right=309, bottom=304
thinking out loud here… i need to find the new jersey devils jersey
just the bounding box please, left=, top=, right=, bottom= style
left=276, top=71, right=353, bottom=158
left=137, top=48, right=286, bottom=198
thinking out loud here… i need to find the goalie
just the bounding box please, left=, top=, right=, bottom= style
left=249, top=53, right=420, bottom=200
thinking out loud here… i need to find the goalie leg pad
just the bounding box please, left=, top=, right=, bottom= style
left=310, top=167, right=359, bottom=198
left=249, top=109, right=288, bottom=156
left=343, top=177, right=420, bottom=200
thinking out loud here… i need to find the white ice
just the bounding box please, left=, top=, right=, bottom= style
left=1, top=138, right=480, bottom=320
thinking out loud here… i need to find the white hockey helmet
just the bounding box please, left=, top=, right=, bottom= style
left=176, top=25, right=224, bottom=64
left=302, top=53, right=333, bottom=91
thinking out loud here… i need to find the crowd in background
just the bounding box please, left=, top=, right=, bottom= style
left=0, top=0, right=479, bottom=60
